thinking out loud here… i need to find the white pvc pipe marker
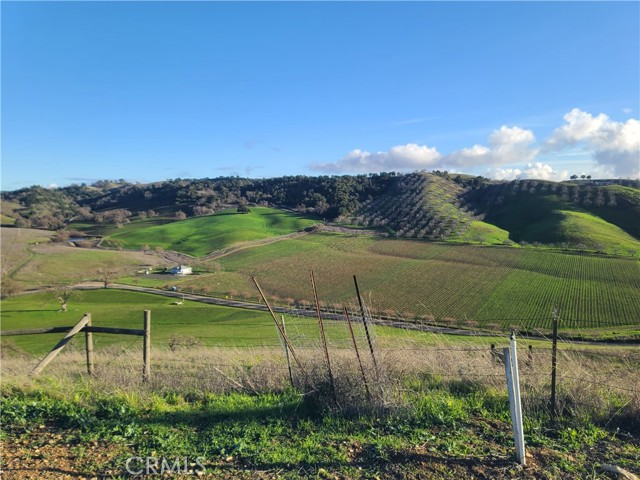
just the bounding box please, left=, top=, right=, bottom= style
left=504, top=332, right=526, bottom=466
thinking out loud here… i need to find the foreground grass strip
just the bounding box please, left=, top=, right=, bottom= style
left=1, top=379, right=638, bottom=479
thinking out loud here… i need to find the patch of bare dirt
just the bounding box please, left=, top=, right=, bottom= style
left=0, top=428, right=128, bottom=480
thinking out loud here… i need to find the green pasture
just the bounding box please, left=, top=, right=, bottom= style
left=3, top=289, right=636, bottom=359
left=451, top=221, right=512, bottom=245
left=2, top=289, right=443, bottom=355
left=69, top=216, right=171, bottom=237
left=1, top=290, right=282, bottom=355
left=103, top=207, right=318, bottom=256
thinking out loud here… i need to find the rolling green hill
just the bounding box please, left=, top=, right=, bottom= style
left=336, top=173, right=640, bottom=255
left=555, top=210, right=640, bottom=254
left=590, top=185, right=640, bottom=238
left=470, top=183, right=640, bottom=255
left=0, top=214, right=16, bottom=226
left=452, top=221, right=511, bottom=245
left=103, top=207, right=318, bottom=256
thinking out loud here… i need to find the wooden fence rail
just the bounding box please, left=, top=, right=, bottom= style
left=1, top=311, right=151, bottom=381
left=1, top=326, right=145, bottom=337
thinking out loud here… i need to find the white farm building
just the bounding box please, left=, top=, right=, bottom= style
left=169, top=265, right=193, bottom=275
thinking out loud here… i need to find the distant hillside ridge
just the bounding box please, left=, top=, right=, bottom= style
left=2, top=173, right=639, bottom=255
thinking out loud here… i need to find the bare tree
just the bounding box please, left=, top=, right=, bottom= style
left=55, top=287, right=72, bottom=313
left=97, top=260, right=128, bottom=288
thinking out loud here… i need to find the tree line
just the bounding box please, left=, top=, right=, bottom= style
left=1, top=173, right=400, bottom=228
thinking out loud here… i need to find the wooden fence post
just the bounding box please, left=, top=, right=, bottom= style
left=143, top=310, right=151, bottom=383
left=85, top=314, right=95, bottom=377
left=31, top=314, right=91, bottom=376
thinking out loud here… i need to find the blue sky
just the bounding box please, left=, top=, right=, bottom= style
left=2, top=1, right=639, bottom=190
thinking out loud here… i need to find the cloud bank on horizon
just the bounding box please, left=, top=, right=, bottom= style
left=310, top=109, right=640, bottom=181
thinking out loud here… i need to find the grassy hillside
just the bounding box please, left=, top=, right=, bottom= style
left=68, top=213, right=174, bottom=237
left=481, top=195, right=640, bottom=255
left=451, top=221, right=511, bottom=245
left=0, top=200, right=23, bottom=224
left=0, top=214, right=16, bottom=225
left=589, top=185, right=640, bottom=239
left=555, top=210, right=640, bottom=254
left=340, top=175, right=640, bottom=255
left=470, top=181, right=640, bottom=255
left=0, top=228, right=54, bottom=280
left=103, top=207, right=318, bottom=256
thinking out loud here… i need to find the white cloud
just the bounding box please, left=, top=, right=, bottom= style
left=544, top=108, right=640, bottom=178
left=487, top=163, right=568, bottom=182
left=47, top=183, right=59, bottom=189
left=487, top=167, right=522, bottom=181
left=444, top=126, right=538, bottom=167
left=311, top=143, right=441, bottom=173
left=312, top=109, right=638, bottom=178
left=544, top=109, right=609, bottom=150
left=520, top=162, right=569, bottom=181
left=312, top=126, right=539, bottom=174
left=488, top=125, right=535, bottom=146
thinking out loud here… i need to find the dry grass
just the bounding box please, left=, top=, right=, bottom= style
left=0, top=227, right=53, bottom=278
left=11, top=243, right=172, bottom=287
left=2, top=337, right=638, bottom=432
